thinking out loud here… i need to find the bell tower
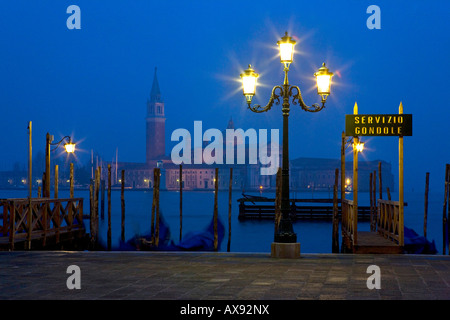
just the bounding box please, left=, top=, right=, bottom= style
left=146, top=67, right=166, bottom=163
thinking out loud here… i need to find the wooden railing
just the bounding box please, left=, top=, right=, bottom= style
left=1, top=198, right=84, bottom=250
left=377, top=199, right=404, bottom=246
left=341, top=199, right=357, bottom=246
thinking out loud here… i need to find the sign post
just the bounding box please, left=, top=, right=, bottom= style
left=341, top=131, right=345, bottom=202
left=353, top=103, right=359, bottom=245
left=398, top=102, right=404, bottom=246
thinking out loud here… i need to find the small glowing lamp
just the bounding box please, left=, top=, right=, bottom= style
left=314, top=63, right=333, bottom=101
left=277, top=31, right=296, bottom=66
left=353, top=141, right=365, bottom=153
left=240, top=64, right=259, bottom=105
left=64, top=141, right=76, bottom=153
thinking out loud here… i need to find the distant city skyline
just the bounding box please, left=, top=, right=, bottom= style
left=0, top=0, right=449, bottom=192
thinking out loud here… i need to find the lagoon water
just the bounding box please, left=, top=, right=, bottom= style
left=0, top=188, right=445, bottom=254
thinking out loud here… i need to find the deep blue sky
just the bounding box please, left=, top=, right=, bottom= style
left=0, top=0, right=449, bottom=191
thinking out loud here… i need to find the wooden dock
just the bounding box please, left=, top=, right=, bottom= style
left=341, top=199, right=404, bottom=254
left=0, top=197, right=86, bottom=250
left=237, top=196, right=371, bottom=221
left=354, top=231, right=402, bottom=254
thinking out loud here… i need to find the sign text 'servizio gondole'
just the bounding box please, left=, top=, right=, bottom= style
left=345, top=114, right=412, bottom=137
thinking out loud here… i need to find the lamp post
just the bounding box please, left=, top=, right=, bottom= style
left=27, top=122, right=32, bottom=250
left=341, top=133, right=364, bottom=198
left=240, top=31, right=333, bottom=251
left=44, top=133, right=76, bottom=198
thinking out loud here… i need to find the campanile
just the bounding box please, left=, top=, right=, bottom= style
left=146, top=67, right=166, bottom=163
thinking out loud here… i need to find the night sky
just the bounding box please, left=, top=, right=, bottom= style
left=0, top=0, right=449, bottom=191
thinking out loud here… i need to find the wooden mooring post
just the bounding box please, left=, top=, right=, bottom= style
left=398, top=102, right=405, bottom=248
left=96, top=167, right=100, bottom=232
left=443, top=164, right=450, bottom=255
left=54, top=165, right=58, bottom=199
left=179, top=164, right=183, bottom=242
left=95, top=167, right=100, bottom=218
left=332, top=168, right=339, bottom=253
left=378, top=161, right=382, bottom=199
left=227, top=167, right=233, bottom=252
left=68, top=164, right=73, bottom=224
left=121, top=170, right=125, bottom=242
left=101, top=179, right=105, bottom=220
left=151, top=169, right=157, bottom=244
left=372, top=170, right=376, bottom=231
left=274, top=167, right=282, bottom=236
left=89, top=183, right=95, bottom=248
left=213, top=168, right=218, bottom=251
left=107, top=164, right=112, bottom=250
left=424, top=172, right=430, bottom=238
left=152, top=168, right=161, bottom=247
left=156, top=168, right=161, bottom=247
left=70, top=163, right=74, bottom=199
left=447, top=164, right=450, bottom=255
left=341, top=131, right=346, bottom=202
left=89, top=168, right=100, bottom=249
left=369, top=172, right=373, bottom=227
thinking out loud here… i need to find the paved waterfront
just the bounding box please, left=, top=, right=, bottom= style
left=0, top=251, right=449, bottom=301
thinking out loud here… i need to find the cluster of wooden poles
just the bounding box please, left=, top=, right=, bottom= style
left=88, top=165, right=235, bottom=252
left=88, top=165, right=125, bottom=250
left=36, top=163, right=75, bottom=199
left=414, top=164, right=450, bottom=254
left=172, top=165, right=234, bottom=252
left=86, top=161, right=450, bottom=253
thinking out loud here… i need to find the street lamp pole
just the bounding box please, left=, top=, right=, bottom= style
left=341, top=130, right=365, bottom=199
left=27, top=121, right=32, bottom=250
left=44, top=133, right=76, bottom=198
left=45, top=133, right=51, bottom=198
left=240, top=31, right=334, bottom=247
left=27, top=122, right=32, bottom=200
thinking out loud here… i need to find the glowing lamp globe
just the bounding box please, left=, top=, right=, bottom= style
left=354, top=141, right=364, bottom=153
left=64, top=142, right=76, bottom=153
left=240, top=64, right=259, bottom=104
left=314, top=63, right=333, bottom=101
left=277, top=32, right=296, bottom=66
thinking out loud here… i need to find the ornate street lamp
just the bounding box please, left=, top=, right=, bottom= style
left=240, top=31, right=333, bottom=248
left=44, top=133, right=76, bottom=197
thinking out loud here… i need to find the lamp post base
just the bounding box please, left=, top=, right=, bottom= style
left=271, top=242, right=300, bottom=259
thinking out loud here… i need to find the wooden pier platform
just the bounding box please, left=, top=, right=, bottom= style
left=344, top=231, right=403, bottom=254
left=238, top=196, right=371, bottom=221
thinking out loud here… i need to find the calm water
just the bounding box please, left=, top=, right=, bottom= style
left=0, top=188, right=446, bottom=254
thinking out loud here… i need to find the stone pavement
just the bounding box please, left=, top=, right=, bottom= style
left=0, top=251, right=449, bottom=302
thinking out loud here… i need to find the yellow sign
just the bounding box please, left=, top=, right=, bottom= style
left=345, top=114, right=412, bottom=136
